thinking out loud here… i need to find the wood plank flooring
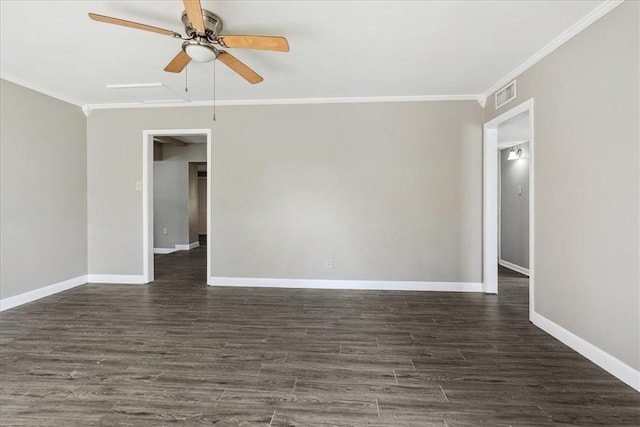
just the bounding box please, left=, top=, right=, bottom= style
left=1, top=249, right=638, bottom=426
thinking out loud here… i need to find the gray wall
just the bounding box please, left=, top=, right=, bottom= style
left=152, top=144, right=205, bottom=250
left=188, top=163, right=199, bottom=244
left=163, top=143, right=206, bottom=161
left=0, top=79, right=87, bottom=299
left=87, top=101, right=483, bottom=283
left=485, top=2, right=639, bottom=370
left=198, top=176, right=207, bottom=235
left=500, top=142, right=529, bottom=269
left=153, top=161, right=189, bottom=249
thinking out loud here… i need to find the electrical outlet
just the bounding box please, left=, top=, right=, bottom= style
left=326, top=258, right=333, bottom=268
left=163, top=227, right=168, bottom=235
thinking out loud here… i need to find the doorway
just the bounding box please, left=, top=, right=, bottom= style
left=498, top=113, right=531, bottom=277
left=483, top=99, right=534, bottom=319
left=142, top=129, right=212, bottom=285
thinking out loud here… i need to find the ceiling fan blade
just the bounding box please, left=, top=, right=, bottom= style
left=164, top=50, right=192, bottom=73
left=217, top=51, right=263, bottom=84
left=88, top=13, right=181, bottom=38
left=183, top=0, right=206, bottom=34
left=218, top=35, right=289, bottom=52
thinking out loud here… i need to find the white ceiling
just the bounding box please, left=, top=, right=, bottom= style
left=0, top=1, right=611, bottom=108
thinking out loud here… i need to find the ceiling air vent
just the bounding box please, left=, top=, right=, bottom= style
left=495, top=80, right=516, bottom=109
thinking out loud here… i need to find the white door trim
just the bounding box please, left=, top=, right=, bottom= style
left=483, top=99, right=534, bottom=319
left=142, top=128, right=212, bottom=284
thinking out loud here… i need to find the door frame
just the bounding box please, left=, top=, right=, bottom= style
left=483, top=98, right=534, bottom=319
left=142, top=128, right=212, bottom=284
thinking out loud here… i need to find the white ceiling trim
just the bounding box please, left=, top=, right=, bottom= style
left=481, top=0, right=623, bottom=99
left=1, top=72, right=84, bottom=107
left=84, top=94, right=483, bottom=112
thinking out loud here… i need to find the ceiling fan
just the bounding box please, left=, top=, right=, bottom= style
left=89, top=0, right=289, bottom=84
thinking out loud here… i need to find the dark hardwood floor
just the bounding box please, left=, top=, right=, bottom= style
left=1, top=249, right=638, bottom=426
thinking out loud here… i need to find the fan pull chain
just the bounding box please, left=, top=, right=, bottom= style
left=184, top=65, right=188, bottom=92
left=212, top=60, right=217, bottom=122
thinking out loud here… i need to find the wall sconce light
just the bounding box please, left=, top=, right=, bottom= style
left=507, top=146, right=523, bottom=160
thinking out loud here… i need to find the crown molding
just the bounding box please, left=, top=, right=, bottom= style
left=482, top=0, right=624, bottom=99
left=83, top=94, right=483, bottom=111
left=2, top=73, right=480, bottom=112
left=1, top=73, right=84, bottom=108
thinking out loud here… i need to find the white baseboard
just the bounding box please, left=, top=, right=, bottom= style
left=87, top=274, right=147, bottom=284
left=154, top=248, right=178, bottom=254
left=499, top=259, right=530, bottom=276
left=209, top=277, right=482, bottom=292
left=155, top=242, right=199, bottom=254
left=0, top=275, right=88, bottom=311
left=175, top=241, right=200, bottom=251
left=532, top=311, right=640, bottom=392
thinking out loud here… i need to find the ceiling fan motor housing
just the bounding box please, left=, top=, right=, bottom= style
left=181, top=9, right=223, bottom=40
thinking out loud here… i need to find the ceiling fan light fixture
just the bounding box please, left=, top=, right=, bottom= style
left=183, top=41, right=218, bottom=63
